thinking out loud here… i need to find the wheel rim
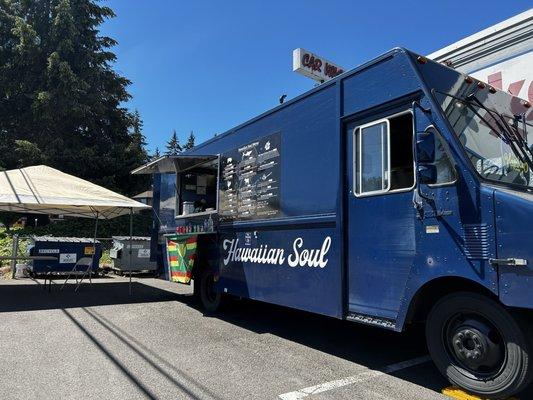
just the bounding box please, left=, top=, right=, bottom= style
left=204, top=273, right=217, bottom=303
left=444, top=312, right=506, bottom=377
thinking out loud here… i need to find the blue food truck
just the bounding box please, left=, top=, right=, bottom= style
left=133, top=48, right=533, bottom=399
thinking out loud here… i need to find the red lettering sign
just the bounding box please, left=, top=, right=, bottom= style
left=302, top=53, right=323, bottom=73
left=324, top=63, right=344, bottom=78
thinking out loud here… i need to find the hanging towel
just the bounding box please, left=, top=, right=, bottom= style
left=166, top=234, right=198, bottom=284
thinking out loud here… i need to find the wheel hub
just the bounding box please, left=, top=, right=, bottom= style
left=453, top=329, right=485, bottom=362
left=449, top=318, right=504, bottom=373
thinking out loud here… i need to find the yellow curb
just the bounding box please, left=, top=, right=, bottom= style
left=441, top=387, right=518, bottom=400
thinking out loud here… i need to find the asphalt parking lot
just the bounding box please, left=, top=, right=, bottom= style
left=0, top=276, right=530, bottom=400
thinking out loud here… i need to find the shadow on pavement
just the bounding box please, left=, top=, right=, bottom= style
left=202, top=298, right=449, bottom=394
left=0, top=280, right=193, bottom=313
left=4, top=278, right=530, bottom=398
left=62, top=307, right=220, bottom=400
left=80, top=307, right=221, bottom=400
left=201, top=298, right=533, bottom=398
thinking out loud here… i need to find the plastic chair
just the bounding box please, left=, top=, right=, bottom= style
left=60, top=257, right=95, bottom=292
left=42, top=266, right=54, bottom=292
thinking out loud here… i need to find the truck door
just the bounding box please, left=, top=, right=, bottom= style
left=345, top=110, right=416, bottom=323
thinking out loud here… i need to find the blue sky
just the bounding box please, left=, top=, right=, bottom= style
left=101, top=1, right=531, bottom=154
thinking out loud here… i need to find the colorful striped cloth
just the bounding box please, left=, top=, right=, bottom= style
left=166, top=235, right=198, bottom=284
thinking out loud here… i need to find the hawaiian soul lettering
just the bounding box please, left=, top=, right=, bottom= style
left=222, top=237, right=332, bottom=268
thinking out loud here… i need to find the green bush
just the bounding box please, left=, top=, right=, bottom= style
left=16, top=213, right=152, bottom=239
left=0, top=233, right=29, bottom=270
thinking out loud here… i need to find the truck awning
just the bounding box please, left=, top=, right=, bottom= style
left=131, top=155, right=218, bottom=175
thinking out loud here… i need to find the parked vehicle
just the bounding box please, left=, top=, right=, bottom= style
left=134, top=48, right=533, bottom=399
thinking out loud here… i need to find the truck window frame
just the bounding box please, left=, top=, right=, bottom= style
left=355, top=118, right=391, bottom=196
left=353, top=110, right=415, bottom=198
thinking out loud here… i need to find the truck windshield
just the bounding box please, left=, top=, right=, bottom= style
left=435, top=91, right=533, bottom=189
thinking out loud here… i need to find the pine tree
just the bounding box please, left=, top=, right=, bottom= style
left=184, top=131, right=196, bottom=150
left=0, top=0, right=149, bottom=195
left=130, top=110, right=148, bottom=149
left=166, top=130, right=182, bottom=155
left=152, top=147, right=161, bottom=160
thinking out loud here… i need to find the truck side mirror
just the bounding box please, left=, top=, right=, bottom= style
left=418, top=164, right=437, bottom=184
left=416, top=130, right=436, bottom=164
left=416, top=128, right=437, bottom=185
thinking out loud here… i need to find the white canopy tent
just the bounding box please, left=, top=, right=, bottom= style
left=0, top=165, right=150, bottom=289
left=0, top=165, right=149, bottom=218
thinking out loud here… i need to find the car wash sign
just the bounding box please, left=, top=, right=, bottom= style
left=293, top=48, right=345, bottom=83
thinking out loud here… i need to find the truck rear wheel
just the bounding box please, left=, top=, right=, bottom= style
left=426, top=292, right=532, bottom=399
left=198, top=268, right=222, bottom=313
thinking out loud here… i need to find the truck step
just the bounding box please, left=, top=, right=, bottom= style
left=346, top=312, right=396, bottom=330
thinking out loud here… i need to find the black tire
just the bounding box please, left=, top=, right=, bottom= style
left=198, top=268, right=223, bottom=313
left=426, top=292, right=533, bottom=399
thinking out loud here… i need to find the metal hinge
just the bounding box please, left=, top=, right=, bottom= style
left=489, top=258, right=528, bottom=267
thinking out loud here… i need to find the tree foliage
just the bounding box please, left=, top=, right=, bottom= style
left=184, top=131, right=195, bottom=150
left=165, top=129, right=182, bottom=155
left=0, top=0, right=149, bottom=195
left=0, top=212, right=20, bottom=233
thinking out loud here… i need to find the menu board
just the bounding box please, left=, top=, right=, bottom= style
left=219, top=133, right=281, bottom=221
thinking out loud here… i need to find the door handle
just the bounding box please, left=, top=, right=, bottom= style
left=489, top=258, right=528, bottom=267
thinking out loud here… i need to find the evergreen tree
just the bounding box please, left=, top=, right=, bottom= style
left=129, top=110, right=148, bottom=153
left=150, top=147, right=161, bottom=161
left=184, top=131, right=196, bottom=150
left=166, top=130, right=182, bottom=155
left=0, top=0, right=148, bottom=195
left=125, top=109, right=149, bottom=182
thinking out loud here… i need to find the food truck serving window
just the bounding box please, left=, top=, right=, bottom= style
left=131, top=154, right=220, bottom=221
left=174, top=157, right=219, bottom=218
left=354, top=112, right=415, bottom=196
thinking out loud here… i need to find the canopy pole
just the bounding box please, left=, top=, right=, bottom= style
left=10, top=234, right=19, bottom=279
left=92, top=212, right=99, bottom=281
left=129, top=207, right=133, bottom=295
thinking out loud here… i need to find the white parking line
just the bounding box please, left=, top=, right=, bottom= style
left=278, top=355, right=431, bottom=400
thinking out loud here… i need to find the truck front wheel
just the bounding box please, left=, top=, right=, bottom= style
left=198, top=268, right=223, bottom=313
left=426, top=292, right=532, bottom=399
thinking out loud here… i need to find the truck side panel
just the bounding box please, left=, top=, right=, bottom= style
left=219, top=221, right=341, bottom=317
left=190, top=85, right=344, bottom=318
left=342, top=52, right=420, bottom=118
